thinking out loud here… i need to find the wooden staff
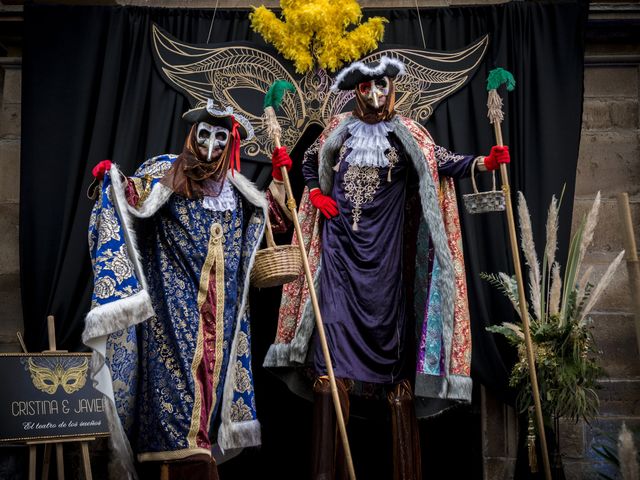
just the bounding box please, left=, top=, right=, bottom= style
left=617, top=192, right=640, bottom=359
left=264, top=81, right=356, bottom=480
left=486, top=68, right=552, bottom=480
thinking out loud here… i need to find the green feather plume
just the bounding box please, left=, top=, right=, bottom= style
left=487, top=67, right=516, bottom=92
left=264, top=80, right=296, bottom=110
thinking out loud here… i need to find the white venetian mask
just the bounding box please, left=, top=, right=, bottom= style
left=196, top=122, right=229, bottom=162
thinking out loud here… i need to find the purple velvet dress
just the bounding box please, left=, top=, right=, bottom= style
left=303, top=131, right=474, bottom=384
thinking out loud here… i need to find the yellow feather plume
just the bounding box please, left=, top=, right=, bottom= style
left=250, top=0, right=387, bottom=73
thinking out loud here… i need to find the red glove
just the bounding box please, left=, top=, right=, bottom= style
left=309, top=188, right=338, bottom=219
left=92, top=159, right=112, bottom=180
left=271, top=147, right=293, bottom=181
left=484, top=146, right=510, bottom=171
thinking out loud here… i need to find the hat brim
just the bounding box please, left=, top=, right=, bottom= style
left=182, top=107, right=249, bottom=140
left=331, top=57, right=405, bottom=92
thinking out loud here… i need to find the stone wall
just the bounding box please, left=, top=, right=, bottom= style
left=560, top=62, right=640, bottom=480
left=0, top=54, right=21, bottom=354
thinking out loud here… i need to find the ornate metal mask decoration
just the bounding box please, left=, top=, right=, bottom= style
left=151, top=24, right=489, bottom=164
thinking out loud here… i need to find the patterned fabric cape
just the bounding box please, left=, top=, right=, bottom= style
left=84, top=155, right=266, bottom=477
left=263, top=114, right=472, bottom=411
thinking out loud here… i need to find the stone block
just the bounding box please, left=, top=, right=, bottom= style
left=591, top=313, right=640, bottom=378
left=584, top=66, right=638, bottom=98
left=571, top=198, right=640, bottom=254
left=595, top=380, right=640, bottom=417
left=483, top=457, right=516, bottom=480
left=563, top=460, right=614, bottom=480
left=580, top=252, right=631, bottom=313
left=0, top=139, right=20, bottom=202
left=559, top=419, right=585, bottom=459
left=1, top=67, right=21, bottom=106
left=582, top=99, right=639, bottom=130
left=0, top=203, right=19, bottom=274
left=0, top=102, right=20, bottom=137
left=575, top=131, right=640, bottom=198
left=482, top=387, right=515, bottom=457
left=0, top=273, right=22, bottom=346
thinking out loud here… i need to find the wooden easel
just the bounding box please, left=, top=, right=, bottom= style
left=24, top=316, right=94, bottom=480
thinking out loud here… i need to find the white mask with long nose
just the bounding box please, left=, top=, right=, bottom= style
left=196, top=122, right=229, bottom=162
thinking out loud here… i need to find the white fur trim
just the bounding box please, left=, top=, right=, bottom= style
left=85, top=333, right=137, bottom=479
left=331, top=56, right=406, bottom=92
left=226, top=171, right=268, bottom=210
left=443, top=374, right=473, bottom=402
left=124, top=181, right=173, bottom=219
left=109, top=165, right=151, bottom=291
left=217, top=178, right=267, bottom=452
left=217, top=420, right=261, bottom=452
left=83, top=290, right=154, bottom=344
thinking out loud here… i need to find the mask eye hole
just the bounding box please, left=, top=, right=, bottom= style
left=199, top=130, right=211, bottom=139
left=358, top=82, right=371, bottom=95
left=374, top=79, right=387, bottom=89
left=215, top=132, right=227, bottom=141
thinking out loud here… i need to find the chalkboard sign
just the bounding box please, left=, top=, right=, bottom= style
left=0, top=353, right=110, bottom=442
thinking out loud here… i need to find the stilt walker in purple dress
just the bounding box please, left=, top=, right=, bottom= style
left=264, top=57, right=510, bottom=479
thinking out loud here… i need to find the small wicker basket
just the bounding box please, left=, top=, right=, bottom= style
left=463, top=160, right=506, bottom=215
left=251, top=216, right=302, bottom=288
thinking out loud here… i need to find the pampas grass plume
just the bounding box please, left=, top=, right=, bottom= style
left=618, top=422, right=639, bottom=480
left=576, top=191, right=601, bottom=273
left=580, top=250, right=625, bottom=324
left=517, top=192, right=542, bottom=320
left=549, top=262, right=562, bottom=316
left=545, top=195, right=559, bottom=269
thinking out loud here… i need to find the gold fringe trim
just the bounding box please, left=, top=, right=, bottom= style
left=187, top=223, right=225, bottom=449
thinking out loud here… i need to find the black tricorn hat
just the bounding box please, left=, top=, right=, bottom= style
left=331, top=56, right=406, bottom=92
left=182, top=100, right=254, bottom=141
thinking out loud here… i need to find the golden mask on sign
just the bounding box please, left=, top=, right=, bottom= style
left=26, top=357, right=89, bottom=395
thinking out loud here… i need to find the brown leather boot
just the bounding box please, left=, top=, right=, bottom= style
left=311, top=376, right=351, bottom=480
left=388, top=380, right=422, bottom=480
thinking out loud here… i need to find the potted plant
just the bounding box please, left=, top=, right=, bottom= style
left=484, top=191, right=624, bottom=474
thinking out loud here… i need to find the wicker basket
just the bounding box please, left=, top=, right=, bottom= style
left=463, top=161, right=506, bottom=215
left=251, top=217, right=302, bottom=288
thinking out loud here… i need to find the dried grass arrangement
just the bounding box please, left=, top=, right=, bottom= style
left=484, top=191, right=624, bottom=423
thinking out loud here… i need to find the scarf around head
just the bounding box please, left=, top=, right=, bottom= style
left=160, top=121, right=241, bottom=199
left=352, top=77, right=397, bottom=124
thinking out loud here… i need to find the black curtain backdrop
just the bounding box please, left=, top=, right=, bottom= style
left=21, top=3, right=587, bottom=478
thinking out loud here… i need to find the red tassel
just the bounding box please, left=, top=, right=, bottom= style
left=230, top=118, right=242, bottom=176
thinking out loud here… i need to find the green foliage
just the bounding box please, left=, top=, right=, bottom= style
left=503, top=313, right=602, bottom=423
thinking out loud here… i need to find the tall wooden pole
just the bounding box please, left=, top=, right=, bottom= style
left=617, top=192, right=640, bottom=358
left=492, top=123, right=552, bottom=480
left=273, top=134, right=356, bottom=480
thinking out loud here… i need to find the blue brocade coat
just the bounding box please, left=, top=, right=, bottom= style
left=83, top=155, right=266, bottom=476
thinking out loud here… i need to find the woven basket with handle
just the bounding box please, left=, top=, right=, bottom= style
left=251, top=215, right=302, bottom=288
left=462, top=160, right=506, bottom=214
